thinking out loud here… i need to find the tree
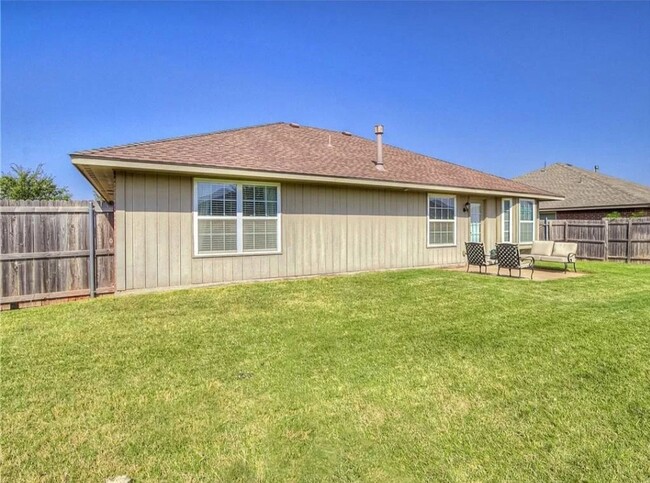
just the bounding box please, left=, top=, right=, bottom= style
left=0, top=164, right=72, bottom=201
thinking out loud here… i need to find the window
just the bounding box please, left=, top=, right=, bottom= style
left=502, top=198, right=512, bottom=243
left=469, top=202, right=481, bottom=242
left=519, top=199, right=535, bottom=244
left=194, top=179, right=281, bottom=256
left=540, top=212, right=556, bottom=221
left=428, top=194, right=456, bottom=246
left=242, top=185, right=279, bottom=252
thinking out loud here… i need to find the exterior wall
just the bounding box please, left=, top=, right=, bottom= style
left=546, top=207, right=650, bottom=221
left=114, top=172, right=506, bottom=292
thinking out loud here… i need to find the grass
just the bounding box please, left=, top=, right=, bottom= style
left=2, top=262, right=650, bottom=481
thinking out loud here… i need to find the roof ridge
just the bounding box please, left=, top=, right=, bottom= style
left=561, top=164, right=650, bottom=196
left=515, top=162, right=569, bottom=179
left=70, top=121, right=287, bottom=156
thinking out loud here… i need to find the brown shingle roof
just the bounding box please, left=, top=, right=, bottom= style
left=514, top=163, right=650, bottom=210
left=72, top=122, right=554, bottom=196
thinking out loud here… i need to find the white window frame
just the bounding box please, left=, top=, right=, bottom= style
left=502, top=198, right=512, bottom=243
left=518, top=198, right=536, bottom=245
left=469, top=202, right=482, bottom=243
left=427, top=193, right=457, bottom=248
left=193, top=178, right=282, bottom=257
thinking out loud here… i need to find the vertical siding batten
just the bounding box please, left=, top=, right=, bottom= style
left=168, top=176, right=182, bottom=286
left=114, top=172, right=126, bottom=291
left=157, top=175, right=170, bottom=287
left=124, top=173, right=134, bottom=290
left=179, top=177, right=193, bottom=285
left=131, top=173, right=146, bottom=289
left=144, top=175, right=158, bottom=288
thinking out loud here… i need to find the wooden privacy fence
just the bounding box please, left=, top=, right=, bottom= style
left=539, top=217, right=650, bottom=263
left=0, top=200, right=115, bottom=308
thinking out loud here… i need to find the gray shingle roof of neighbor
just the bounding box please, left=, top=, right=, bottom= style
left=514, top=163, right=650, bottom=211
left=72, top=122, right=557, bottom=197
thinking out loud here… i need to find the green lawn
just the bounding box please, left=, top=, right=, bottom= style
left=2, top=262, right=650, bottom=481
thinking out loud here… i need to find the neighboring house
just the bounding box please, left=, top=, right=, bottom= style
left=71, top=122, right=559, bottom=292
left=514, top=163, right=650, bottom=221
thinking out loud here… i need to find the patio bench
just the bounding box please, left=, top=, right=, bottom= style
left=529, top=241, right=578, bottom=272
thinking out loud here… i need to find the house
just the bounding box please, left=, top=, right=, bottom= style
left=71, top=122, right=560, bottom=292
left=514, top=163, right=650, bottom=221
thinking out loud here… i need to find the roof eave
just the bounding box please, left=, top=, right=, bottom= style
left=539, top=203, right=650, bottom=212
left=72, top=162, right=114, bottom=202
left=71, top=155, right=564, bottom=201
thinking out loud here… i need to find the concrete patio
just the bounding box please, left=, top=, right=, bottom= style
left=448, top=264, right=585, bottom=281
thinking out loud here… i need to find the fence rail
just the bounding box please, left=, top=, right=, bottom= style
left=0, top=200, right=115, bottom=308
left=539, top=217, right=650, bottom=263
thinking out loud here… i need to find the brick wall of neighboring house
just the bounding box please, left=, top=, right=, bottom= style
left=544, top=207, right=650, bottom=221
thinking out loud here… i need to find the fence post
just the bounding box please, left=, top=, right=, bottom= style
left=563, top=220, right=568, bottom=241
left=603, top=219, right=609, bottom=261
left=88, top=201, right=96, bottom=297
left=626, top=218, right=633, bottom=263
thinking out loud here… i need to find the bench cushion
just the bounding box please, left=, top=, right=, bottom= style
left=537, top=255, right=569, bottom=263
left=552, top=242, right=577, bottom=258
left=531, top=241, right=554, bottom=257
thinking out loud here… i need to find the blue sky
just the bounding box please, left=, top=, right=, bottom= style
left=2, top=1, right=649, bottom=198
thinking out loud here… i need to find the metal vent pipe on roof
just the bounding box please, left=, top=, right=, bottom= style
left=374, top=124, right=384, bottom=171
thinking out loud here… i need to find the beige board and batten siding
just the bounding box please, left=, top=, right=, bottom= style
left=114, top=172, right=479, bottom=291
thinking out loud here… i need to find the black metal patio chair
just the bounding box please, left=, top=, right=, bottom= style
left=465, top=242, right=497, bottom=274
left=496, top=243, right=535, bottom=279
